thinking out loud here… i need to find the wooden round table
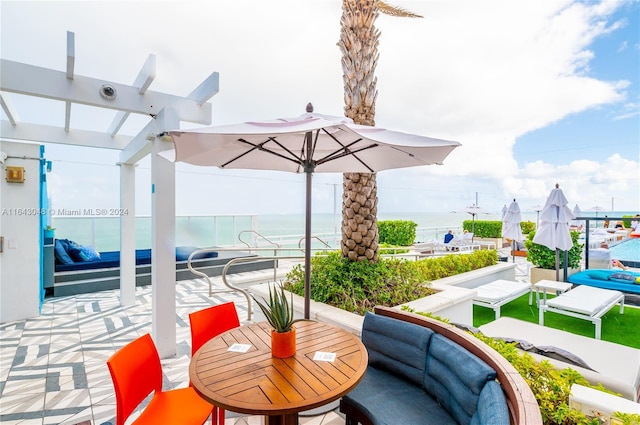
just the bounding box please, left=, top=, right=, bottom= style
left=189, top=320, right=368, bottom=425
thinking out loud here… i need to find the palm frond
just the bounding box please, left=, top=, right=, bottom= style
left=378, top=1, right=423, bottom=18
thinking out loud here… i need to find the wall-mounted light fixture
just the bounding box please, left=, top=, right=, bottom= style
left=6, top=166, right=25, bottom=183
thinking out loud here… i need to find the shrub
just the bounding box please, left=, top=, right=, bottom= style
left=521, top=220, right=536, bottom=235
left=283, top=250, right=498, bottom=315
left=463, top=220, right=502, bottom=238
left=378, top=220, right=417, bottom=246
left=524, top=230, right=583, bottom=270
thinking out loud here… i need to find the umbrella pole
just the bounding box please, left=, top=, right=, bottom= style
left=303, top=131, right=313, bottom=320
left=563, top=250, right=568, bottom=282
left=304, top=170, right=312, bottom=319
left=555, top=249, right=560, bottom=281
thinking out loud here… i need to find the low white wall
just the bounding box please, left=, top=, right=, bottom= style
left=434, top=262, right=516, bottom=289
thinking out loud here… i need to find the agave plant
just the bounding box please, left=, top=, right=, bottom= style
left=252, top=283, right=296, bottom=333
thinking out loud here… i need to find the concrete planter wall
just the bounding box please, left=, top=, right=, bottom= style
left=249, top=263, right=517, bottom=336
left=529, top=266, right=580, bottom=284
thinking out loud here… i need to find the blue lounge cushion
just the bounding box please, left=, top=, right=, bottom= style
left=175, top=246, right=218, bottom=261
left=472, top=381, right=510, bottom=425
left=54, top=239, right=75, bottom=265
left=362, top=312, right=433, bottom=387
left=424, top=334, right=497, bottom=425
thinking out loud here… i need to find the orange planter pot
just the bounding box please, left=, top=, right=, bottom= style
left=271, top=327, right=296, bottom=358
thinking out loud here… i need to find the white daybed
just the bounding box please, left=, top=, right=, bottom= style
left=539, top=285, right=625, bottom=340
left=480, top=317, right=640, bottom=402
left=472, top=279, right=532, bottom=319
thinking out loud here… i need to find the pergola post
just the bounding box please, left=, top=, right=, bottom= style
left=119, top=163, right=136, bottom=306
left=151, top=108, right=179, bottom=358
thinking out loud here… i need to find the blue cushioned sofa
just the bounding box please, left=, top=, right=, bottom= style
left=568, top=269, right=640, bottom=295
left=340, top=306, right=542, bottom=425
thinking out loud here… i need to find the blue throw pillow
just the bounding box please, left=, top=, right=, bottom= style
left=54, top=239, right=75, bottom=264
left=66, top=240, right=84, bottom=262
left=77, top=245, right=101, bottom=262
left=608, top=272, right=636, bottom=283
left=586, top=270, right=611, bottom=281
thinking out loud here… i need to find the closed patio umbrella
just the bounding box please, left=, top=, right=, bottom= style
left=533, top=184, right=575, bottom=281
left=164, top=104, right=460, bottom=318
left=451, top=204, right=491, bottom=237
left=571, top=204, right=583, bottom=229
left=502, top=199, right=523, bottom=262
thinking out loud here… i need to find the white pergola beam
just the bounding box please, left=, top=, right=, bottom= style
left=108, top=54, right=156, bottom=136
left=1, top=59, right=211, bottom=124
left=119, top=118, right=158, bottom=164
left=66, top=31, right=75, bottom=80
left=134, top=54, right=156, bottom=94
left=188, top=71, right=220, bottom=106
left=0, top=94, right=19, bottom=125
left=1, top=120, right=132, bottom=149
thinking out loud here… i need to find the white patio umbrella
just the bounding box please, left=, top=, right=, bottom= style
left=164, top=104, right=461, bottom=318
left=571, top=204, right=583, bottom=228
left=532, top=184, right=575, bottom=281
left=590, top=205, right=607, bottom=228
left=451, top=204, right=491, bottom=237
left=502, top=199, right=523, bottom=262
left=501, top=204, right=508, bottom=220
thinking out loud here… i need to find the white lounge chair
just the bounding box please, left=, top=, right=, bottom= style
left=472, top=279, right=532, bottom=319
left=539, top=285, right=625, bottom=339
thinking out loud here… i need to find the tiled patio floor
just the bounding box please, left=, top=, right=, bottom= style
left=0, top=273, right=345, bottom=425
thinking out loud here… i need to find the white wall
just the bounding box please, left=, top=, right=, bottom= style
left=0, top=141, right=42, bottom=323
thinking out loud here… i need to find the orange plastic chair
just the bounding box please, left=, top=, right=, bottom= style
left=107, top=333, right=212, bottom=425
left=189, top=301, right=241, bottom=424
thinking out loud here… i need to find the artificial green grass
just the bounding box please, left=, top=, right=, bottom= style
left=473, top=293, right=640, bottom=349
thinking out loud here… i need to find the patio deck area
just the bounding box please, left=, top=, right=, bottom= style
left=0, top=269, right=343, bottom=425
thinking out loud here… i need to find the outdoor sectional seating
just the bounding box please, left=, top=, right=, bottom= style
left=49, top=238, right=272, bottom=297
left=339, top=306, right=542, bottom=425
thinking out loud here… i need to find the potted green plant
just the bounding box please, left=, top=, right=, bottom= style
left=524, top=230, right=583, bottom=283
left=252, top=283, right=298, bottom=358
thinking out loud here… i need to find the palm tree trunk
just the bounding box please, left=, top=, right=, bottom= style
left=339, top=0, right=380, bottom=262
left=342, top=172, right=379, bottom=261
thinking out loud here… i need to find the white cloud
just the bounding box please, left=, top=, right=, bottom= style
left=2, top=0, right=638, bottom=217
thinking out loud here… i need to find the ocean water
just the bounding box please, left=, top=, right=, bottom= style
left=51, top=210, right=637, bottom=252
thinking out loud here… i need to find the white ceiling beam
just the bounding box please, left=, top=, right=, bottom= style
left=188, top=72, right=219, bottom=105
left=1, top=120, right=132, bottom=149
left=1, top=59, right=211, bottom=124
left=0, top=93, right=19, bottom=125
left=66, top=31, right=75, bottom=80
left=108, top=54, right=156, bottom=136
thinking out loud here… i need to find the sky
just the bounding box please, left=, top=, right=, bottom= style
left=1, top=0, right=639, bottom=219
